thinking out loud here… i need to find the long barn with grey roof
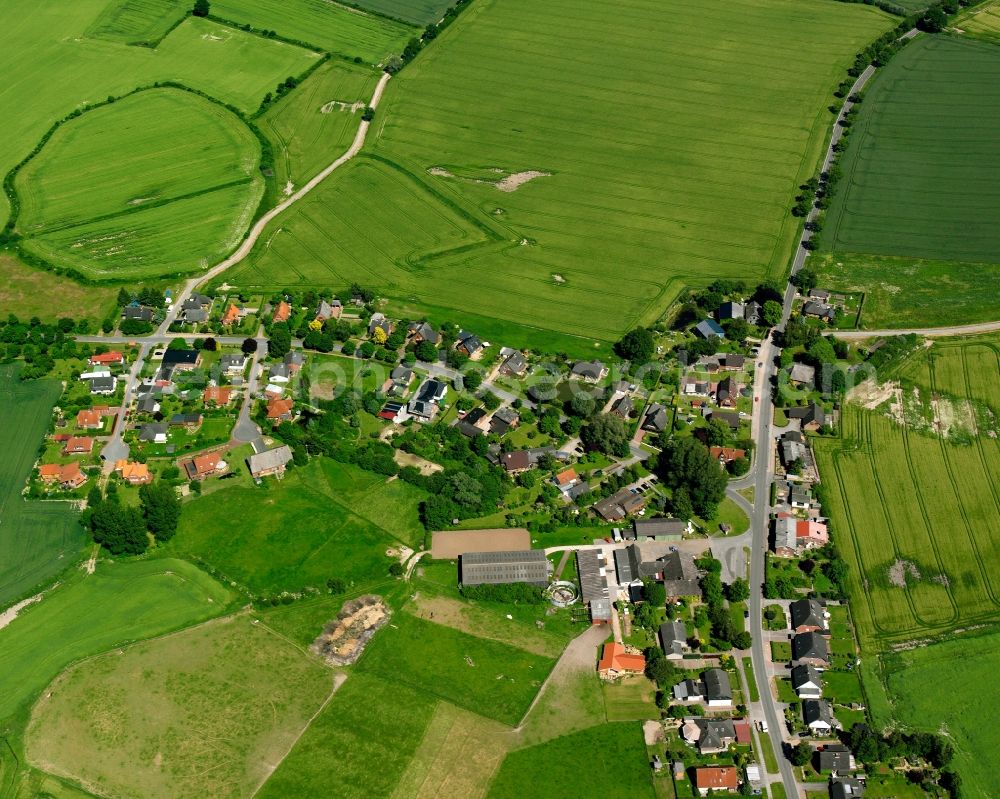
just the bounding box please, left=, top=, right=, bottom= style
left=459, top=550, right=548, bottom=587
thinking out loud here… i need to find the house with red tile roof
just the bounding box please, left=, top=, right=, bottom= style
left=221, top=303, right=241, bottom=326
left=266, top=398, right=294, bottom=423
left=597, top=642, right=646, bottom=680
left=709, top=446, right=746, bottom=465
left=272, top=300, right=291, bottom=323
left=62, top=436, right=94, bottom=455
left=40, top=462, right=87, bottom=490
left=694, top=766, right=739, bottom=795
left=184, top=451, right=223, bottom=480
left=88, top=351, right=124, bottom=366
left=202, top=386, right=233, bottom=406
left=115, top=460, right=152, bottom=485
left=554, top=467, right=579, bottom=488
left=76, top=408, right=104, bottom=429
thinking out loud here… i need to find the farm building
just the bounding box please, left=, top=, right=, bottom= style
left=577, top=549, right=612, bottom=623
left=458, top=550, right=548, bottom=587
left=597, top=642, right=645, bottom=680
left=629, top=517, right=691, bottom=541
left=246, top=445, right=292, bottom=479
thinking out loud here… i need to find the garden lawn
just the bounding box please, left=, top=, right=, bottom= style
left=357, top=612, right=555, bottom=726
left=0, top=559, right=234, bottom=723
left=25, top=615, right=333, bottom=799
left=0, top=364, right=85, bottom=610
left=229, top=0, right=891, bottom=348
left=486, top=722, right=656, bottom=799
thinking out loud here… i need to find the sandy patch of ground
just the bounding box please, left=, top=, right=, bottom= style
left=320, top=100, right=364, bottom=114
left=310, top=595, right=388, bottom=665
left=849, top=378, right=898, bottom=410
left=0, top=591, right=45, bottom=632
left=283, top=181, right=294, bottom=196
left=496, top=170, right=550, bottom=192
left=552, top=273, right=565, bottom=283
left=643, top=719, right=665, bottom=745
left=428, top=167, right=454, bottom=177
left=888, top=559, right=921, bottom=588
left=393, top=449, right=443, bottom=475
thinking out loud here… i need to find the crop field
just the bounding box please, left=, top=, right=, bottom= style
left=812, top=252, right=1000, bottom=329
left=822, top=36, right=1000, bottom=265
left=882, top=629, right=1000, bottom=799
left=486, top=723, right=656, bottom=799
left=0, top=364, right=84, bottom=611
left=167, top=459, right=424, bottom=595
left=256, top=672, right=436, bottom=799
left=86, top=0, right=186, bottom=44
left=960, top=0, right=1000, bottom=42
left=357, top=612, right=555, bottom=726
left=209, top=0, right=416, bottom=61
left=351, top=0, right=456, bottom=26
left=0, top=255, right=118, bottom=325
left=260, top=60, right=380, bottom=189
left=0, top=559, right=234, bottom=723
left=230, top=0, right=890, bottom=347
left=26, top=614, right=333, bottom=799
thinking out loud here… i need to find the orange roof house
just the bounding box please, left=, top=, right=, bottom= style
left=554, top=467, right=579, bottom=487
left=57, top=462, right=87, bottom=490
left=695, top=766, right=739, bottom=795
left=88, top=351, right=124, bottom=366
left=62, top=436, right=94, bottom=455
left=203, top=386, right=233, bottom=406
left=76, top=408, right=104, bottom=429
left=266, top=398, right=294, bottom=423
left=221, top=303, right=241, bottom=326
left=185, top=451, right=222, bottom=480
left=709, top=446, right=746, bottom=465
left=272, top=300, right=291, bottom=323
left=597, top=642, right=646, bottom=680
left=38, top=464, right=61, bottom=482
left=115, top=460, right=152, bottom=485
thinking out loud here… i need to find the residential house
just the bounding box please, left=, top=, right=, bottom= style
left=673, top=677, right=705, bottom=703
left=576, top=549, right=613, bottom=623
left=456, top=407, right=488, bottom=438
left=629, top=518, right=691, bottom=541
left=88, top=375, right=117, bottom=395
left=791, top=598, right=829, bottom=633
left=709, top=446, right=745, bottom=466
left=180, top=306, right=208, bottom=324
left=455, top=330, right=484, bottom=358
left=122, top=305, right=153, bottom=323
left=247, top=444, right=293, bottom=479
left=717, top=301, right=744, bottom=321
left=817, top=744, right=854, bottom=773
left=62, top=436, right=94, bottom=455
left=789, top=362, right=816, bottom=389
left=88, top=351, right=124, bottom=367
left=803, top=300, right=836, bottom=322
left=162, top=349, right=201, bottom=371
left=610, top=394, right=634, bottom=418
left=272, top=300, right=291, bottom=323
left=40, top=462, right=87, bottom=490
left=137, top=394, right=160, bottom=414
left=809, top=288, right=832, bottom=301
left=709, top=409, right=741, bottom=431
left=266, top=398, right=294, bottom=424
left=498, top=349, right=528, bottom=377
left=791, top=664, right=824, bottom=699
left=695, top=319, right=725, bottom=339
left=662, top=550, right=702, bottom=600
left=787, top=402, right=826, bottom=431
left=385, top=365, right=413, bottom=396
left=597, top=642, right=645, bottom=680
left=184, top=451, right=223, bottom=481
left=659, top=620, right=688, bottom=659
left=407, top=321, right=440, bottom=345
left=169, top=413, right=203, bottom=431
left=697, top=353, right=745, bottom=372
left=269, top=362, right=291, bottom=383
left=793, top=631, right=830, bottom=666
left=378, top=401, right=409, bottom=423
left=202, top=386, right=232, bottom=406
left=788, top=481, right=812, bottom=509
left=407, top=400, right=438, bottom=422
left=138, top=423, right=168, bottom=444
left=681, top=718, right=737, bottom=754
left=716, top=376, right=739, bottom=407
left=774, top=517, right=829, bottom=557
left=682, top=376, right=712, bottom=396
left=744, top=300, right=762, bottom=325
left=703, top=668, right=733, bottom=707
left=76, top=408, right=105, bottom=430
left=553, top=467, right=579, bottom=491
left=593, top=487, right=647, bottom=522
left=368, top=312, right=392, bottom=338
left=499, top=450, right=532, bottom=474
left=221, top=303, right=241, bottom=326
left=831, top=776, right=865, bottom=799
left=416, top=379, right=447, bottom=405
left=315, top=298, right=342, bottom=322
left=219, top=353, right=247, bottom=375
left=179, top=294, right=212, bottom=323
left=571, top=360, right=607, bottom=382
left=459, top=549, right=548, bottom=587
left=642, top=403, right=669, bottom=434
left=694, top=766, right=739, bottom=796
left=780, top=431, right=807, bottom=467
left=115, top=460, right=152, bottom=485
left=489, top=406, right=519, bottom=436
left=803, top=699, right=835, bottom=734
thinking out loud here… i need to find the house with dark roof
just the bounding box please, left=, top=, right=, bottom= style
left=642, top=403, right=669, bottom=434
left=803, top=300, right=836, bottom=322
left=577, top=549, right=612, bottom=623
left=459, top=549, right=548, bottom=587
left=368, top=312, right=393, bottom=338
left=710, top=409, right=741, bottom=431
left=791, top=664, right=823, bottom=699
left=790, top=598, right=828, bottom=633
left=717, top=301, right=744, bottom=321
left=629, top=518, right=691, bottom=541
left=162, top=349, right=201, bottom=370
left=661, top=550, right=701, bottom=600
left=456, top=330, right=483, bottom=358
left=716, top=376, right=739, bottom=407
left=803, top=699, right=835, bottom=734
left=787, top=402, right=826, bottom=431
left=659, top=620, right=688, bottom=659
left=703, top=668, right=733, bottom=707
left=681, top=718, right=738, bottom=754
left=593, top=487, right=647, bottom=521
left=610, top=394, right=633, bottom=418
left=744, top=300, right=762, bottom=325
left=695, top=319, right=725, bottom=339
left=169, top=412, right=203, bottom=430
left=122, top=305, right=154, bottom=322
left=571, top=360, right=607, bottom=382
left=220, top=353, right=247, bottom=375
left=831, top=775, right=865, bottom=799
left=88, top=375, right=117, bottom=395
left=789, top=362, right=816, bottom=388
left=138, top=423, right=168, bottom=444
left=499, top=349, right=528, bottom=377
left=793, top=631, right=830, bottom=666
left=489, top=406, right=519, bottom=436
left=284, top=350, right=305, bottom=372
left=817, top=744, right=853, bottom=773
left=407, top=321, right=439, bottom=345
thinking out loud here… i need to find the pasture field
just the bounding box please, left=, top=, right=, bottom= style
left=230, top=0, right=891, bottom=347
left=822, top=36, right=1000, bottom=264
left=0, top=364, right=84, bottom=611
left=86, top=0, right=186, bottom=44
left=959, top=0, right=1000, bottom=42
left=812, top=252, right=1000, bottom=329
left=0, top=559, right=235, bottom=723
left=259, top=60, right=380, bottom=189
left=209, top=0, right=416, bottom=61
left=166, top=459, right=424, bottom=595
left=256, top=672, right=436, bottom=799
left=882, top=629, right=1000, bottom=799
left=486, top=723, right=656, bottom=799
left=26, top=614, right=333, bottom=799
left=351, top=0, right=456, bottom=26
left=357, top=611, right=555, bottom=726
left=0, top=255, right=118, bottom=325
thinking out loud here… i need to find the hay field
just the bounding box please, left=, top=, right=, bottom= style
left=86, top=0, right=186, bottom=44
left=0, top=559, right=234, bottom=723
left=231, top=0, right=890, bottom=345
left=960, top=0, right=1000, bottom=43
left=0, top=254, right=118, bottom=325
left=0, top=364, right=84, bottom=612
left=823, top=36, right=1000, bottom=263
left=209, top=0, right=416, bottom=61
left=26, top=615, right=333, bottom=799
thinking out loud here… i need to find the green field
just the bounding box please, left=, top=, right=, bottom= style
left=0, top=364, right=84, bottom=610
left=210, top=0, right=416, bottom=61
left=166, top=459, right=426, bottom=595
left=357, top=612, right=555, bottom=726
left=86, top=0, right=186, bottom=44
left=228, top=0, right=890, bottom=347
left=0, top=559, right=235, bottom=723
left=0, top=255, right=118, bottom=325
left=883, top=629, right=1000, bottom=799
left=813, top=252, right=1000, bottom=329
left=260, top=60, right=380, bottom=189
left=823, top=36, right=1000, bottom=265
left=960, top=0, right=1000, bottom=43
left=256, top=672, right=436, bottom=799
left=25, top=614, right=332, bottom=799
left=486, top=723, right=656, bottom=799
left=350, top=0, right=456, bottom=26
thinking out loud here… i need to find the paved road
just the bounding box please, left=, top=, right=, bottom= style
left=99, top=341, right=150, bottom=469
left=232, top=334, right=268, bottom=450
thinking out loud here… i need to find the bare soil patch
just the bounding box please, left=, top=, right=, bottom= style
left=495, top=170, right=550, bottom=192
left=888, top=559, right=922, bottom=588
left=394, top=449, right=443, bottom=475
left=310, top=595, right=389, bottom=665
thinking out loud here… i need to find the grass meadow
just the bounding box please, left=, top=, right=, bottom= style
left=0, top=559, right=235, bottom=724
left=86, top=0, right=186, bottom=44
left=0, top=364, right=84, bottom=611
left=822, top=36, right=1000, bottom=264
left=959, top=0, right=1000, bottom=43
left=0, top=254, right=118, bottom=325
left=351, top=0, right=456, bottom=26
left=25, top=614, right=333, bottom=799
left=209, top=0, right=416, bottom=61
left=357, top=612, right=556, bottom=726
left=166, top=459, right=426, bottom=595
left=228, top=0, right=890, bottom=348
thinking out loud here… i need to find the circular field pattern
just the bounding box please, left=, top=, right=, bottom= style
left=15, top=87, right=263, bottom=280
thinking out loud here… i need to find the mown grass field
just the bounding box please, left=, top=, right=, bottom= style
left=351, top=0, right=456, bottom=26
left=357, top=612, right=555, bottom=726
left=812, top=252, right=1000, bottom=328
left=166, top=459, right=426, bottom=595
left=0, top=364, right=84, bottom=611
left=486, top=723, right=656, bottom=799
left=229, top=0, right=890, bottom=348
left=210, top=0, right=416, bottom=61
left=260, top=60, right=379, bottom=189
left=882, top=629, right=1000, bottom=799
left=0, top=559, right=234, bottom=724
left=86, top=0, right=186, bottom=44
left=26, top=614, right=333, bottom=799
left=822, top=36, right=1000, bottom=265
